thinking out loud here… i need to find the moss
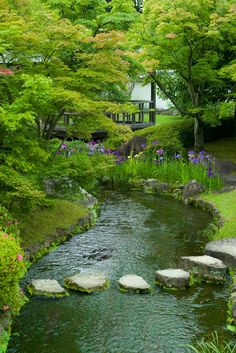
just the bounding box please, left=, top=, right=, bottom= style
left=118, top=285, right=151, bottom=294
left=155, top=280, right=189, bottom=291
left=64, top=279, right=110, bottom=294
left=26, top=285, right=69, bottom=298
left=205, top=137, right=236, bottom=164
left=20, top=199, right=89, bottom=248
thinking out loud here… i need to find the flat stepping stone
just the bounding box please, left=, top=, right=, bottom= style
left=118, top=274, right=151, bottom=293
left=181, top=255, right=227, bottom=283
left=205, top=238, right=236, bottom=269
left=28, top=279, right=68, bottom=297
left=156, top=269, right=190, bottom=289
left=64, top=272, right=108, bottom=293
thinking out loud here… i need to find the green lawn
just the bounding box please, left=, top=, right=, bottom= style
left=143, top=113, right=182, bottom=125
left=201, top=189, right=236, bottom=240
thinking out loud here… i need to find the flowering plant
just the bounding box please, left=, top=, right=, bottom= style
left=0, top=231, right=27, bottom=315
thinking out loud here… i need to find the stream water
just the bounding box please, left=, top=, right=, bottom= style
left=7, top=192, right=233, bottom=353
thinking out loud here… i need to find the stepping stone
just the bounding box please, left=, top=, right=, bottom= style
left=28, top=279, right=68, bottom=297
left=180, top=255, right=227, bottom=283
left=205, top=238, right=236, bottom=269
left=156, top=269, right=190, bottom=289
left=64, top=272, right=109, bottom=293
left=118, top=274, right=151, bottom=293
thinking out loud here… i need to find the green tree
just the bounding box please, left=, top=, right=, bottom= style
left=137, top=0, right=236, bottom=149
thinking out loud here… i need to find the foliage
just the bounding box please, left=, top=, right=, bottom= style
left=187, top=332, right=236, bottom=353
left=44, top=141, right=114, bottom=192
left=106, top=157, right=222, bottom=190
left=135, top=0, right=236, bottom=148
left=0, top=166, right=46, bottom=212
left=0, top=231, right=27, bottom=316
left=0, top=330, right=10, bottom=353
left=0, top=205, right=19, bottom=235
left=104, top=123, right=134, bottom=149
left=135, top=118, right=194, bottom=153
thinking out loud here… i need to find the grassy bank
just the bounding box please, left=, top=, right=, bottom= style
left=205, top=137, right=236, bottom=164
left=201, top=189, right=236, bottom=240
left=20, top=199, right=91, bottom=259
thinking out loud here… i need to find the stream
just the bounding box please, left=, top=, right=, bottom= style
left=7, top=192, right=232, bottom=353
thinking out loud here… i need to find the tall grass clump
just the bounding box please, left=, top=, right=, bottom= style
left=187, top=332, right=236, bottom=353
left=106, top=146, right=223, bottom=190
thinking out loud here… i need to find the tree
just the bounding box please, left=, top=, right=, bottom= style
left=137, top=0, right=236, bottom=149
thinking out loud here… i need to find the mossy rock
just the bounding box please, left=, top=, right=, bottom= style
left=64, top=272, right=109, bottom=293
left=118, top=274, right=151, bottom=294
left=27, top=279, right=69, bottom=298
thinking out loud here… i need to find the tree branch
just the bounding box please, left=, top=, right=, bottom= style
left=149, top=73, right=194, bottom=117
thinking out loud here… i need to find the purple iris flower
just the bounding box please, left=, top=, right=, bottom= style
left=156, top=149, right=164, bottom=156
left=188, top=150, right=195, bottom=155
left=88, top=141, right=96, bottom=146
left=104, top=149, right=112, bottom=154
left=175, top=153, right=181, bottom=159
left=141, top=143, right=146, bottom=149
left=192, top=157, right=199, bottom=164
left=152, top=140, right=159, bottom=145
left=208, top=167, right=213, bottom=177
left=61, top=143, right=67, bottom=150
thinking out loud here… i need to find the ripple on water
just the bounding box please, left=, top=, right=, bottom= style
left=7, top=192, right=232, bottom=353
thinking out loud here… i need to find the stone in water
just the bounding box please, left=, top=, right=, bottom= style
left=181, top=255, right=227, bottom=283
left=28, top=279, right=68, bottom=297
left=118, top=274, right=150, bottom=293
left=64, top=272, right=108, bottom=293
left=156, top=269, right=190, bottom=289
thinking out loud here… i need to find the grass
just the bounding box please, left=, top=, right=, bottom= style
left=20, top=199, right=89, bottom=248
left=187, top=332, right=236, bottom=353
left=205, top=137, right=236, bottom=164
left=201, top=189, right=236, bottom=240
left=143, top=113, right=182, bottom=125
left=106, top=158, right=222, bottom=191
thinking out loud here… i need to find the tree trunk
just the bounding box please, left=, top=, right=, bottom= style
left=194, top=117, right=204, bottom=151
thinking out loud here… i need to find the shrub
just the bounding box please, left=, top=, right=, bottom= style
left=0, top=166, right=46, bottom=213
left=135, top=118, right=194, bottom=153
left=44, top=141, right=114, bottom=193
left=0, top=231, right=27, bottom=316
left=0, top=205, right=19, bottom=235
left=104, top=124, right=134, bottom=149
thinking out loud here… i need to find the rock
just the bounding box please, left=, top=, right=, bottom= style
left=214, top=159, right=236, bottom=176
left=118, top=136, right=147, bottom=157
left=222, top=175, right=236, bottom=187
left=64, top=272, right=108, bottom=293
left=78, top=187, right=98, bottom=209
left=86, top=248, right=113, bottom=261
left=180, top=255, right=227, bottom=283
left=205, top=238, right=236, bottom=269
left=145, top=179, right=158, bottom=188
left=156, top=182, right=170, bottom=193
left=182, top=180, right=205, bottom=199
left=228, top=276, right=236, bottom=329
left=156, top=269, right=190, bottom=289
left=28, top=279, right=68, bottom=297
left=118, top=274, right=151, bottom=293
